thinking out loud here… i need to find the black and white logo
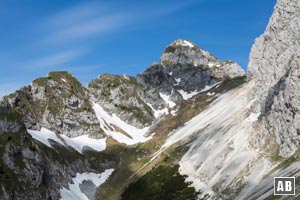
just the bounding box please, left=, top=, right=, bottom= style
left=274, top=177, right=295, bottom=195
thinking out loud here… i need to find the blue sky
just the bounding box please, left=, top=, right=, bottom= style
left=0, top=0, right=276, bottom=97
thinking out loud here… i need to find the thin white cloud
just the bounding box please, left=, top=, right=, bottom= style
left=42, top=14, right=127, bottom=44
left=21, top=48, right=87, bottom=69
left=36, top=2, right=130, bottom=45
left=37, top=1, right=196, bottom=46
left=147, top=1, right=198, bottom=18
left=43, top=2, right=103, bottom=28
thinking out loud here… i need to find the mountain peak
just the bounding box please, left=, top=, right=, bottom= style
left=161, top=39, right=218, bottom=66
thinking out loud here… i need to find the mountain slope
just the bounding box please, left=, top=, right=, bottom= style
left=122, top=1, right=300, bottom=200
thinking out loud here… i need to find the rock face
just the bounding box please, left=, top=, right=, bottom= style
left=88, top=74, right=165, bottom=128
left=0, top=106, right=106, bottom=200
left=248, top=0, right=300, bottom=157
left=3, top=71, right=103, bottom=138
left=138, top=39, right=245, bottom=95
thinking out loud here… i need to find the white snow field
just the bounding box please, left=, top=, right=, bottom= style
left=27, top=127, right=107, bottom=153
left=92, top=102, right=152, bottom=145
left=60, top=168, right=114, bottom=200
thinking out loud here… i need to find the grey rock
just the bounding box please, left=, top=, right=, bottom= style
left=0, top=107, right=109, bottom=200
left=0, top=119, right=20, bottom=135
left=139, top=39, right=245, bottom=96
left=3, top=71, right=104, bottom=138
left=88, top=74, right=166, bottom=128
left=79, top=180, right=96, bottom=200
left=248, top=0, right=300, bottom=157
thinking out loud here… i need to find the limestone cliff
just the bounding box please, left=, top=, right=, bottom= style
left=248, top=0, right=300, bottom=157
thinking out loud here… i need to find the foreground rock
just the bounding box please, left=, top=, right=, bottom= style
left=248, top=0, right=300, bottom=157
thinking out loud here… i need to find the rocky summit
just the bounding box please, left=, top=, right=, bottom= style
left=138, top=39, right=245, bottom=95
left=3, top=71, right=103, bottom=138
left=1, top=0, right=300, bottom=199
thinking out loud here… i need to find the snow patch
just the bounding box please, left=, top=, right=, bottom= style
left=247, top=112, right=261, bottom=122
left=27, top=128, right=64, bottom=148
left=178, top=82, right=221, bottom=100
left=207, top=92, right=215, bottom=96
left=61, top=134, right=107, bottom=153
left=60, top=169, right=114, bottom=200
left=146, top=93, right=177, bottom=118
left=61, top=78, right=67, bottom=83
left=170, top=110, right=177, bottom=116
left=200, top=82, right=221, bottom=93
left=92, top=102, right=152, bottom=145
left=175, top=78, right=181, bottom=83
left=159, top=93, right=176, bottom=108
left=146, top=103, right=169, bottom=118
left=27, top=128, right=107, bottom=153
left=178, top=90, right=199, bottom=100
left=208, top=63, right=215, bottom=68
left=175, top=39, right=194, bottom=48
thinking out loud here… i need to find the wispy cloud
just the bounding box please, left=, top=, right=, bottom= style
left=144, top=0, right=198, bottom=18
left=21, top=1, right=195, bottom=69
left=42, top=14, right=127, bottom=45
left=37, top=2, right=130, bottom=45
left=36, top=1, right=195, bottom=46
left=43, top=2, right=104, bottom=28
left=20, top=48, right=87, bottom=69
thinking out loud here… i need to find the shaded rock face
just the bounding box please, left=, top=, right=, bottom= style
left=3, top=71, right=103, bottom=138
left=137, top=64, right=176, bottom=94
left=88, top=74, right=166, bottom=128
left=0, top=119, right=20, bottom=135
left=248, top=0, right=300, bottom=157
left=138, top=39, right=245, bottom=94
left=0, top=106, right=104, bottom=200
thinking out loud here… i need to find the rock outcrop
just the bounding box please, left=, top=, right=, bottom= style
left=3, top=71, right=103, bottom=138
left=248, top=0, right=300, bottom=157
left=88, top=74, right=165, bottom=128
left=138, top=39, right=245, bottom=95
